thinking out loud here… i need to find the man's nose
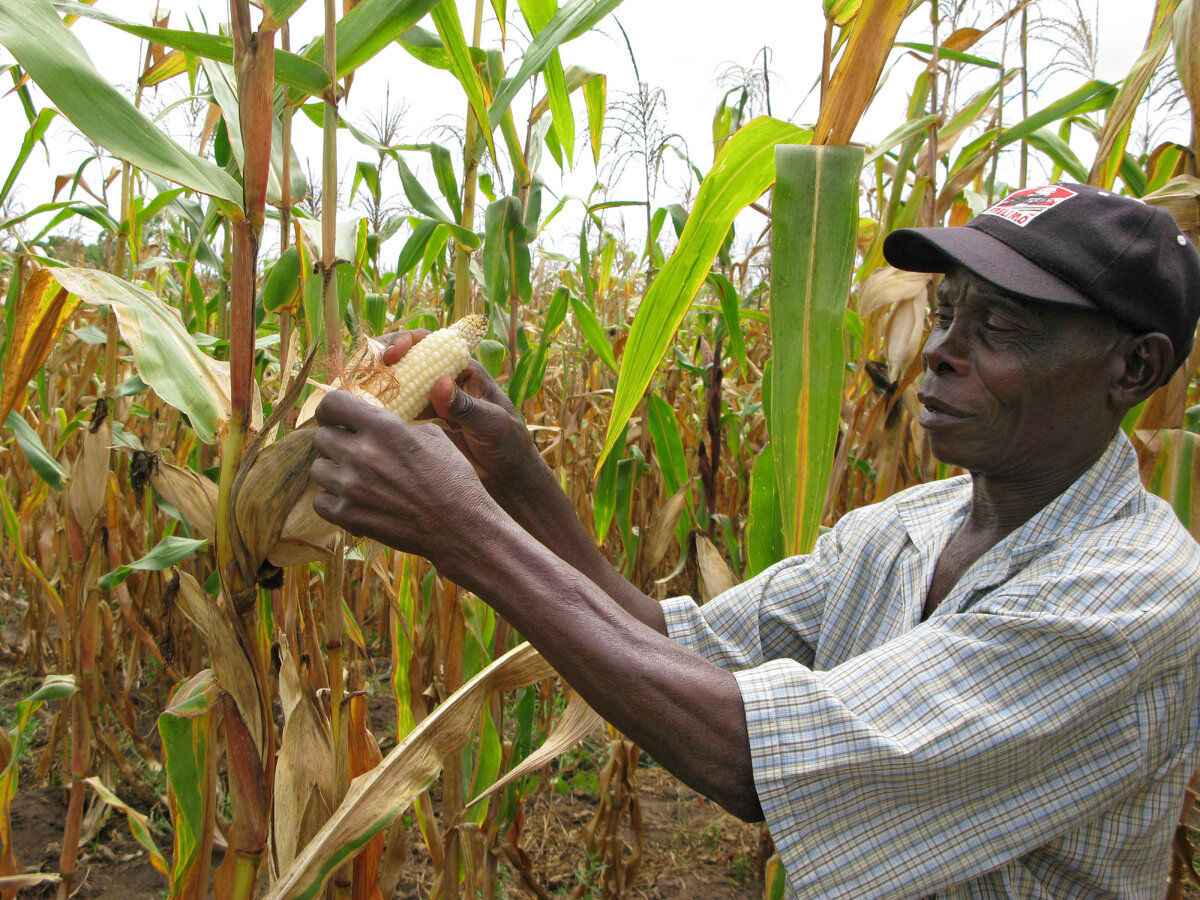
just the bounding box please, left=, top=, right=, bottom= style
left=921, top=322, right=968, bottom=374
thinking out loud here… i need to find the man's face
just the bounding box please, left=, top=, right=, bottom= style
left=917, top=268, right=1126, bottom=479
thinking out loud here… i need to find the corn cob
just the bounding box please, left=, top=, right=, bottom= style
left=372, top=314, right=488, bottom=422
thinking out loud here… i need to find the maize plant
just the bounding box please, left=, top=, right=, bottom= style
left=1, top=1, right=1200, bottom=899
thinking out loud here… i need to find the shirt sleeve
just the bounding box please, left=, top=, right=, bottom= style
left=736, top=606, right=1145, bottom=898
left=661, top=526, right=843, bottom=671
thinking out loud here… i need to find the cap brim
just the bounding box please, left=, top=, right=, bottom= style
left=882, top=225, right=1099, bottom=311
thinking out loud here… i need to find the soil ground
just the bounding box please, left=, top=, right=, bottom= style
left=8, top=759, right=764, bottom=900
left=3, top=659, right=765, bottom=900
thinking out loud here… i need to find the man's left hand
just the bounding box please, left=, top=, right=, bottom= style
left=310, top=389, right=503, bottom=579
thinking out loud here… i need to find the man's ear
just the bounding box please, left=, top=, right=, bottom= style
left=1113, top=332, right=1174, bottom=407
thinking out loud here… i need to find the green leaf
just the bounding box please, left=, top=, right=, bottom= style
left=646, top=394, right=688, bottom=495
left=4, top=410, right=67, bottom=491
left=508, top=285, right=569, bottom=407
left=297, top=0, right=446, bottom=103
left=52, top=1, right=330, bottom=96
left=1023, top=128, right=1089, bottom=183
left=582, top=72, right=606, bottom=166
left=262, top=0, right=310, bottom=26
left=100, top=536, right=209, bottom=590
left=770, top=144, right=862, bottom=556
left=488, top=0, right=625, bottom=131
left=396, top=219, right=442, bottom=277
left=862, top=113, right=938, bottom=166
left=0, top=107, right=56, bottom=209
left=431, top=0, right=498, bottom=164
left=1140, top=428, right=1200, bottom=542
left=998, top=79, right=1117, bottom=149
left=745, top=443, right=783, bottom=577
left=395, top=157, right=481, bottom=249
left=202, top=59, right=308, bottom=207
left=894, top=41, right=1001, bottom=69
left=49, top=269, right=247, bottom=444
left=0, top=0, right=241, bottom=206
left=593, top=426, right=625, bottom=543
left=158, top=671, right=219, bottom=900
left=705, top=272, right=749, bottom=378
left=568, top=294, right=618, bottom=374
left=598, top=116, right=810, bottom=471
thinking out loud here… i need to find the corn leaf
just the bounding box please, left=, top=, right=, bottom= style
left=1139, top=429, right=1200, bottom=541
left=262, top=0, right=310, bottom=27
left=1175, top=0, right=1200, bottom=147
left=99, top=536, right=209, bottom=590
left=488, top=0, right=624, bottom=131
left=431, top=0, right=499, bottom=163
left=0, top=0, right=241, bottom=206
left=813, top=0, right=911, bottom=145
left=0, top=108, right=56, bottom=208
left=395, top=156, right=481, bottom=249
left=3, top=410, right=67, bottom=491
left=202, top=59, right=308, bottom=208
left=0, top=268, right=79, bottom=426
left=296, top=0, right=445, bottom=102
left=1089, top=0, right=1179, bottom=188
left=48, top=268, right=258, bottom=444
left=159, top=671, right=220, bottom=900
left=568, top=294, right=618, bottom=373
left=265, top=643, right=595, bottom=900
left=52, top=1, right=330, bottom=96
left=598, top=116, right=810, bottom=471
left=770, top=144, right=862, bottom=556
left=84, top=777, right=168, bottom=876
left=745, top=443, right=784, bottom=577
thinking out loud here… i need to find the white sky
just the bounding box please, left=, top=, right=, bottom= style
left=0, top=1, right=1178, bottom=260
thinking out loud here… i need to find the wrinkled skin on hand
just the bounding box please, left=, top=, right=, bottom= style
left=379, top=329, right=540, bottom=491
left=310, top=389, right=503, bottom=582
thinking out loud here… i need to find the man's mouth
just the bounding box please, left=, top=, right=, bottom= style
left=917, top=393, right=970, bottom=427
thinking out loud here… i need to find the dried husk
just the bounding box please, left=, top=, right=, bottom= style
left=143, top=455, right=219, bottom=541
left=641, top=482, right=691, bottom=574
left=233, top=424, right=333, bottom=577
left=68, top=417, right=111, bottom=533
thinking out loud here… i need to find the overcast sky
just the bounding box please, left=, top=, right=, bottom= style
left=0, top=1, right=1176, bottom=257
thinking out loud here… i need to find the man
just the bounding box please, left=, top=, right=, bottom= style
left=310, top=183, right=1200, bottom=897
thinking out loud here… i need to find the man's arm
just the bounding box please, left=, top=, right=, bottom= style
left=309, top=391, right=763, bottom=821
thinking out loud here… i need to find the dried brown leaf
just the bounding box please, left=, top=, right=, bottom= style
left=171, top=571, right=263, bottom=755
left=696, top=534, right=737, bottom=604
left=1145, top=175, right=1200, bottom=232
left=641, top=482, right=691, bottom=574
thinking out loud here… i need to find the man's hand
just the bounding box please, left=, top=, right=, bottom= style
left=310, top=389, right=504, bottom=583
left=381, top=330, right=539, bottom=489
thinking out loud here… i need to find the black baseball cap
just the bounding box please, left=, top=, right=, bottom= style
left=883, top=183, right=1200, bottom=372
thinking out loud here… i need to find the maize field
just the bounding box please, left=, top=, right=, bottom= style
left=0, top=0, right=1198, bottom=899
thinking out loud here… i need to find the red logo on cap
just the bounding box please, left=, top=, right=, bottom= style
left=981, top=185, right=1077, bottom=227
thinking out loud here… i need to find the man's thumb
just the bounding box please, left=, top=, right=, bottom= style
left=431, top=377, right=491, bottom=429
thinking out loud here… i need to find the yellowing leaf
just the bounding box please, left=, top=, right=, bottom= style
left=0, top=268, right=79, bottom=425
left=813, top=0, right=911, bottom=146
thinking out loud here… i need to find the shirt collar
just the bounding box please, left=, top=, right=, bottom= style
left=896, top=431, right=1143, bottom=594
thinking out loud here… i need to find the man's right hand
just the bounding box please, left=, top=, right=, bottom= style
left=381, top=330, right=540, bottom=490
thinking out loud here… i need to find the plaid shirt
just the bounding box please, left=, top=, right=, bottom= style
left=663, top=432, right=1200, bottom=898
